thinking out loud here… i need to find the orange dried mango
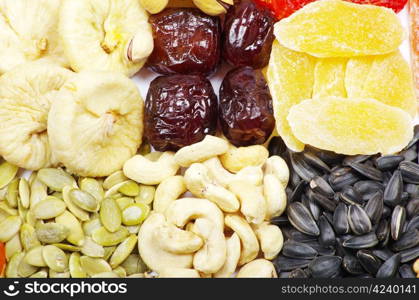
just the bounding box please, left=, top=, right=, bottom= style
left=313, top=58, right=347, bottom=98
left=345, top=51, right=417, bottom=117
left=267, top=40, right=315, bottom=152
left=287, top=97, right=413, bottom=155
left=275, top=0, right=405, bottom=58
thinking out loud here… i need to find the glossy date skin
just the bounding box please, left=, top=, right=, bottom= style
left=223, top=0, right=275, bottom=69
left=145, top=75, right=218, bottom=151
left=147, top=8, right=221, bottom=76
left=219, top=66, right=275, bottom=147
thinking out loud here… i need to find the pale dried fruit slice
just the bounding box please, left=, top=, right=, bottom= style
left=313, top=58, right=347, bottom=98
left=275, top=0, right=405, bottom=57
left=345, top=51, right=417, bottom=117
left=0, top=0, right=68, bottom=74
left=288, top=97, right=413, bottom=155
left=0, top=62, right=73, bottom=170
left=409, top=0, right=419, bottom=99
left=48, top=71, right=144, bottom=177
left=59, top=0, right=153, bottom=76
left=267, top=40, right=315, bottom=152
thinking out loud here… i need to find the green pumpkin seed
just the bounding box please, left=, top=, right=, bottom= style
left=32, top=196, right=66, bottom=219
left=82, top=218, right=102, bottom=236
left=79, top=256, right=112, bottom=276
left=0, top=186, right=8, bottom=201
left=0, top=162, right=18, bottom=189
left=0, top=215, right=22, bottom=242
left=6, top=178, right=19, bottom=208
left=19, top=178, right=30, bottom=208
left=25, top=246, right=47, bottom=267
left=100, top=198, right=121, bottom=233
left=20, top=223, right=41, bottom=251
left=69, top=252, right=87, bottom=278
left=28, top=172, right=36, bottom=186
left=62, top=186, right=89, bottom=221
left=112, top=266, right=127, bottom=278
left=80, top=178, right=104, bottom=202
left=56, top=211, right=84, bottom=246
left=0, top=201, right=17, bottom=216
left=103, top=246, right=116, bottom=261
left=25, top=211, right=37, bottom=227
left=17, top=199, right=27, bottom=220
left=104, top=181, right=129, bottom=198
left=53, top=243, right=81, bottom=252
left=121, top=254, right=148, bottom=275
left=30, top=269, right=48, bottom=278
left=127, top=273, right=145, bottom=278
left=103, top=171, right=127, bottom=190
left=110, top=235, right=137, bottom=268
left=30, top=178, right=47, bottom=208
left=69, top=189, right=99, bottom=212
left=111, top=192, right=123, bottom=200
left=5, top=234, right=22, bottom=261
left=43, top=245, right=68, bottom=272
left=36, top=223, right=69, bottom=244
left=6, top=252, right=24, bottom=278
left=135, top=185, right=156, bottom=205
left=91, top=271, right=119, bottom=278
left=49, top=270, right=70, bottom=278
left=18, top=255, right=38, bottom=277
left=0, top=208, right=8, bottom=223
left=81, top=237, right=104, bottom=258
left=91, top=226, right=129, bottom=246
left=121, top=203, right=150, bottom=226
left=115, top=197, right=135, bottom=210
left=119, top=181, right=140, bottom=197
left=37, top=168, right=76, bottom=192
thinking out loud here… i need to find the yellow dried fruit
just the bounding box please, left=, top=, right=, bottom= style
left=193, top=0, right=234, bottom=16
left=345, top=51, right=417, bottom=117
left=275, top=0, right=405, bottom=57
left=313, top=58, right=347, bottom=98
left=287, top=97, right=413, bottom=155
left=140, top=0, right=169, bottom=14
left=267, top=40, right=315, bottom=152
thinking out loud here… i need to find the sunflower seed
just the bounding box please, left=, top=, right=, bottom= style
left=289, top=181, right=306, bottom=202
left=376, top=253, right=401, bottom=278
left=308, top=256, right=342, bottom=278
left=364, top=191, right=383, bottom=224
left=405, top=184, right=419, bottom=197
left=390, top=205, right=406, bottom=241
left=333, top=203, right=349, bottom=235
left=319, top=215, right=335, bottom=247
left=343, top=155, right=371, bottom=166
left=42, top=245, right=68, bottom=272
left=348, top=162, right=383, bottom=181
left=36, top=223, right=69, bottom=244
left=268, top=137, right=287, bottom=157
left=282, top=240, right=318, bottom=259
left=400, top=245, right=419, bottom=263
left=375, top=155, right=404, bottom=171
left=401, top=147, right=418, bottom=162
left=407, top=216, right=419, bottom=231
left=287, top=202, right=320, bottom=236
left=399, top=264, right=416, bottom=278
left=383, top=171, right=403, bottom=207
left=310, top=176, right=334, bottom=198
left=342, top=254, right=364, bottom=275
left=289, top=230, right=318, bottom=243
left=399, top=162, right=419, bottom=184
left=288, top=268, right=309, bottom=278
left=343, top=232, right=379, bottom=249
left=32, top=196, right=67, bottom=220
left=391, top=229, right=419, bottom=252
left=303, top=152, right=331, bottom=173
left=372, top=248, right=394, bottom=261
left=314, top=149, right=344, bottom=165
left=274, top=256, right=312, bottom=271
left=270, top=215, right=289, bottom=226
left=306, top=195, right=321, bottom=221
left=340, top=186, right=363, bottom=205
left=305, top=240, right=336, bottom=256
left=329, top=167, right=359, bottom=191
left=348, top=205, right=372, bottom=235
left=310, top=191, right=336, bottom=212
left=37, top=168, right=76, bottom=192
left=354, top=181, right=384, bottom=201
left=290, top=153, right=320, bottom=182
left=357, top=250, right=382, bottom=275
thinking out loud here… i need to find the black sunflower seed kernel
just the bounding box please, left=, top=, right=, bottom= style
left=399, top=161, right=419, bottom=184
left=290, top=153, right=320, bottom=182
left=376, top=253, right=401, bottom=278
left=372, top=248, right=394, bottom=261
left=328, top=167, right=359, bottom=191
left=282, top=240, right=318, bottom=259
left=348, top=162, right=383, bottom=181
left=343, top=155, right=371, bottom=167
left=303, top=152, right=331, bottom=173
left=348, top=205, right=372, bottom=236
left=287, top=202, right=320, bottom=236
left=364, top=191, right=383, bottom=224
left=342, top=232, right=379, bottom=249
left=333, top=203, right=349, bottom=235
left=308, top=256, right=342, bottom=278
left=406, top=216, right=419, bottom=231
left=399, top=264, right=416, bottom=278
left=310, top=191, right=337, bottom=212
left=342, top=254, right=364, bottom=275
left=274, top=256, right=312, bottom=271
left=391, top=229, right=419, bottom=252
left=318, top=215, right=336, bottom=248
left=340, top=186, right=363, bottom=205
left=390, top=205, right=406, bottom=241
left=357, top=250, right=382, bottom=275
left=310, top=176, right=334, bottom=198
left=375, top=155, right=404, bottom=171
left=383, top=170, right=403, bottom=207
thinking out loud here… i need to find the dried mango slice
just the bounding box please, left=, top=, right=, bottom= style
left=275, top=0, right=405, bottom=57
left=267, top=40, right=315, bottom=152
left=288, top=97, right=413, bottom=155
left=345, top=51, right=417, bottom=117
left=313, top=58, right=347, bottom=98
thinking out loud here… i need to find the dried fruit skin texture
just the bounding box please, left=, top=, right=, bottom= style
left=409, top=0, right=419, bottom=99
left=345, top=51, right=417, bottom=117
left=275, top=0, right=405, bottom=57
left=313, top=58, right=348, bottom=98
left=288, top=97, right=413, bottom=155
left=267, top=40, right=315, bottom=152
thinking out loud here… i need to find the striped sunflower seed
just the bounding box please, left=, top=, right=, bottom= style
left=0, top=215, right=22, bottom=242
left=0, top=162, right=18, bottom=189
left=42, top=245, right=68, bottom=272
left=32, top=197, right=67, bottom=219
left=55, top=211, right=84, bottom=246
left=100, top=198, right=122, bottom=233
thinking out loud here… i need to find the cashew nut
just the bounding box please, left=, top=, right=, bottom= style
left=138, top=213, right=193, bottom=272
left=228, top=181, right=266, bottom=225
left=235, top=166, right=264, bottom=186
left=220, top=145, right=268, bottom=173
left=264, top=156, right=289, bottom=187
left=236, top=259, right=277, bottom=278
left=123, top=152, right=179, bottom=185
left=125, top=22, right=154, bottom=63
left=252, top=223, right=284, bottom=260
left=174, top=135, right=229, bottom=167
left=190, top=218, right=227, bottom=274
left=184, top=163, right=240, bottom=213
left=165, top=198, right=224, bottom=230
left=153, top=176, right=187, bottom=213
left=214, top=233, right=241, bottom=278
left=224, top=214, right=259, bottom=266
left=154, top=222, right=203, bottom=254
left=263, top=174, right=287, bottom=219
left=158, top=268, right=200, bottom=278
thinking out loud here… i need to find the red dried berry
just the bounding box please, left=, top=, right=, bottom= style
left=144, top=75, right=218, bottom=152
left=147, top=8, right=221, bottom=76
left=219, top=66, right=275, bottom=147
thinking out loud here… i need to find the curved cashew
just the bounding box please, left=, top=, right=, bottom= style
left=235, top=166, right=264, bottom=186
left=236, top=259, right=277, bottom=278
left=263, top=174, right=287, bottom=219
left=184, top=163, right=239, bottom=213
left=224, top=214, right=259, bottom=266
left=190, top=218, right=227, bottom=275
left=123, top=152, right=179, bottom=185
left=154, top=222, right=203, bottom=254
left=165, top=198, right=224, bottom=230
left=138, top=213, right=193, bottom=272
left=158, top=268, right=200, bottom=278
left=228, top=182, right=266, bottom=225
left=220, top=145, right=268, bottom=173
left=214, top=233, right=241, bottom=278
left=153, top=176, right=187, bottom=213
left=253, top=223, right=284, bottom=260
left=174, top=135, right=229, bottom=167
left=264, top=156, right=289, bottom=187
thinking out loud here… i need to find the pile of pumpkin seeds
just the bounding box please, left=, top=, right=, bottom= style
left=268, top=125, right=419, bottom=278
left=0, top=165, right=154, bottom=278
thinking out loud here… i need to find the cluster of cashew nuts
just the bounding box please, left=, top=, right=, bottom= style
left=123, top=135, right=288, bottom=278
